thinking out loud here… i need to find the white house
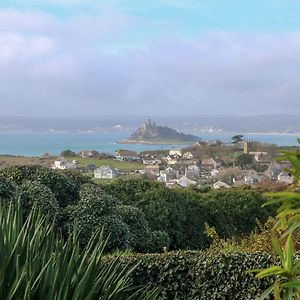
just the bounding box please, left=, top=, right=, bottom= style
left=142, top=158, right=162, bottom=165
left=249, top=151, right=271, bottom=162
left=177, top=175, right=196, bottom=188
left=278, top=172, right=293, bottom=184
left=265, top=162, right=282, bottom=180
left=79, top=150, right=95, bottom=158
left=94, top=166, right=118, bottom=179
left=213, top=181, right=231, bottom=189
left=169, top=149, right=182, bottom=157
left=157, top=167, right=179, bottom=182
left=114, top=150, right=140, bottom=161
left=52, top=158, right=76, bottom=170
left=202, top=157, right=223, bottom=169
left=211, top=169, right=220, bottom=177
left=244, top=176, right=259, bottom=185
left=165, top=156, right=180, bottom=165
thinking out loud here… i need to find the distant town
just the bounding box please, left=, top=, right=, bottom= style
left=47, top=134, right=295, bottom=190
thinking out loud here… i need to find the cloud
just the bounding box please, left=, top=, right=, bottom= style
left=0, top=8, right=299, bottom=116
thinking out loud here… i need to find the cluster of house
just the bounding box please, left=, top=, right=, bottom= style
left=52, top=142, right=295, bottom=189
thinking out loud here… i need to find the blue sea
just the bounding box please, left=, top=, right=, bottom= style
left=0, top=131, right=299, bottom=157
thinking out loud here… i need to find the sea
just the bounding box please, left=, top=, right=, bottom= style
left=0, top=131, right=299, bottom=157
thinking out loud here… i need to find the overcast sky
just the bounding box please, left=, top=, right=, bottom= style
left=0, top=0, right=300, bottom=117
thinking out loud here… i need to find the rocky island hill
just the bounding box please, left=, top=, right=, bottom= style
left=122, top=119, right=199, bottom=144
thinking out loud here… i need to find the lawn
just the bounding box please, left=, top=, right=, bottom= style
left=66, top=156, right=143, bottom=172
left=0, top=155, right=56, bottom=169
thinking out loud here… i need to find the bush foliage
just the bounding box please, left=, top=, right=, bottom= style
left=104, top=250, right=275, bottom=300
left=0, top=166, right=275, bottom=253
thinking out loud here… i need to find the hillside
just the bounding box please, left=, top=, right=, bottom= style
left=122, top=119, right=199, bottom=144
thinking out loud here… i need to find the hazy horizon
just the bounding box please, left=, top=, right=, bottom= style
left=0, top=1, right=300, bottom=117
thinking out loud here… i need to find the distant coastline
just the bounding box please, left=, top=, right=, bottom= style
left=120, top=139, right=195, bottom=145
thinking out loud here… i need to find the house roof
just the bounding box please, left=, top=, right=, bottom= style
left=115, top=150, right=139, bottom=157
left=95, top=166, right=118, bottom=172
left=278, top=172, right=291, bottom=177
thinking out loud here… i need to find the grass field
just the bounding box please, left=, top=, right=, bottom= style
left=0, top=155, right=143, bottom=173
left=66, top=156, right=143, bottom=172
left=0, top=155, right=56, bottom=169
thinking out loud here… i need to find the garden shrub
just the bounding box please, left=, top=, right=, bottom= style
left=18, top=181, right=59, bottom=219
left=0, top=165, right=81, bottom=207
left=0, top=175, right=16, bottom=200
left=104, top=250, right=275, bottom=300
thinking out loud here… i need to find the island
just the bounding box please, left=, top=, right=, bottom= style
left=121, top=119, right=200, bottom=144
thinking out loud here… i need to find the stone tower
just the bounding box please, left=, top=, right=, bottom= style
left=243, top=141, right=248, bottom=154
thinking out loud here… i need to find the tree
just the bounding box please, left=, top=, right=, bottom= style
left=235, top=153, right=254, bottom=168
left=99, top=179, right=162, bottom=205
left=117, top=205, right=151, bottom=252
left=232, top=135, right=244, bottom=144
left=60, top=149, right=76, bottom=157
left=137, top=188, right=187, bottom=250
left=68, top=184, right=129, bottom=251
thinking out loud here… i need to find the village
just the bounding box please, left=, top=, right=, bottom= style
left=51, top=138, right=294, bottom=190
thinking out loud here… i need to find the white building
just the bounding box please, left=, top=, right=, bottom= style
left=157, top=167, right=179, bottom=182
left=169, top=149, right=182, bottom=157
left=278, top=172, right=293, bottom=184
left=114, top=150, right=139, bottom=161
left=213, top=181, right=231, bottom=189
left=177, top=175, right=196, bottom=188
left=94, top=166, right=118, bottom=179
left=142, top=158, right=162, bottom=165
left=52, top=158, right=76, bottom=170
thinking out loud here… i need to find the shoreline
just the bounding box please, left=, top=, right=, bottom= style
left=119, top=139, right=196, bottom=145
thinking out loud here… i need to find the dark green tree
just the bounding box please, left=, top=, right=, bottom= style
left=60, top=149, right=76, bottom=157
left=99, top=179, right=162, bottom=205
left=138, top=188, right=187, bottom=250
left=0, top=165, right=80, bottom=207
left=18, top=181, right=59, bottom=219
left=0, top=176, right=16, bottom=201
left=68, top=184, right=129, bottom=251
left=232, top=135, right=244, bottom=144
left=235, top=153, right=254, bottom=168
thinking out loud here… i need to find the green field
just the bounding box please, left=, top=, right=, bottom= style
left=67, top=156, right=143, bottom=172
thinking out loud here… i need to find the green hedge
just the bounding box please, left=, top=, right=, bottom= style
left=104, top=251, right=275, bottom=300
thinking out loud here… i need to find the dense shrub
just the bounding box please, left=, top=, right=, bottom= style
left=18, top=181, right=59, bottom=219
left=0, top=165, right=81, bottom=207
left=104, top=250, right=275, bottom=300
left=117, top=205, right=153, bottom=252
left=181, top=188, right=274, bottom=240
left=99, top=178, right=162, bottom=204
left=147, top=231, right=171, bottom=253
left=99, top=180, right=276, bottom=251
left=139, top=188, right=188, bottom=250
left=67, top=184, right=130, bottom=251
left=0, top=175, right=16, bottom=200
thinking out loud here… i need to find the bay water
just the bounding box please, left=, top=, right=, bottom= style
left=0, top=131, right=298, bottom=157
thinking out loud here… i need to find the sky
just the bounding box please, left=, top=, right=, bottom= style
left=0, top=0, right=300, bottom=117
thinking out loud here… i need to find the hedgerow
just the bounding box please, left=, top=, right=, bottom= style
left=104, top=250, right=276, bottom=300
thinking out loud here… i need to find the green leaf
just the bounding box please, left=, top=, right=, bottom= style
left=284, top=234, right=295, bottom=270
left=272, top=236, right=283, bottom=259
left=257, top=285, right=275, bottom=300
